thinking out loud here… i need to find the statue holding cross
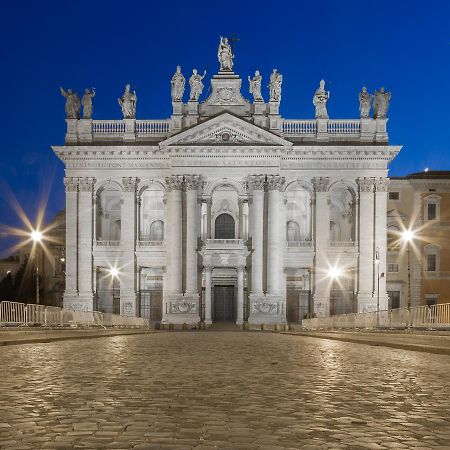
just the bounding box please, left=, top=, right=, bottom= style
left=218, top=36, right=234, bottom=71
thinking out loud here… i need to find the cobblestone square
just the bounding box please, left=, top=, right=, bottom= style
left=1, top=332, right=450, bottom=449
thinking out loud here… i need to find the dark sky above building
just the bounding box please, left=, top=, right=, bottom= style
left=0, top=0, right=449, bottom=256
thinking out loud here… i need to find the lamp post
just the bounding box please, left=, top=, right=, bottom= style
left=30, top=230, right=43, bottom=305
left=401, top=229, right=415, bottom=309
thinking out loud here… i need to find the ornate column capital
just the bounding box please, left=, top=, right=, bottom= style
left=165, top=175, right=184, bottom=191
left=122, top=177, right=139, bottom=192
left=267, top=175, right=285, bottom=191
left=249, top=175, right=266, bottom=191
left=78, top=177, right=96, bottom=192
left=357, top=177, right=375, bottom=193
left=375, top=177, right=389, bottom=192
left=64, top=177, right=78, bottom=192
left=184, top=175, right=202, bottom=190
left=312, top=177, right=330, bottom=192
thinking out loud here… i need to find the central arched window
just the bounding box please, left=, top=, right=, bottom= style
left=215, top=213, right=235, bottom=239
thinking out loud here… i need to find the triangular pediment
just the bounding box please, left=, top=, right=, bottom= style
left=160, top=113, right=292, bottom=148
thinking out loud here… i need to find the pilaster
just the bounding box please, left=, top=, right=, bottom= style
left=312, top=177, right=330, bottom=317
left=236, top=265, right=244, bottom=325
left=357, top=177, right=376, bottom=312
left=77, top=177, right=95, bottom=310
left=121, top=177, right=139, bottom=315
left=63, top=177, right=79, bottom=308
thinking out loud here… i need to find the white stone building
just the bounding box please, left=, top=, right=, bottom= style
left=53, top=43, right=400, bottom=325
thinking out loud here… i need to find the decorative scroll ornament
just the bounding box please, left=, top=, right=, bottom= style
left=184, top=175, right=202, bottom=190
left=78, top=177, right=96, bottom=192
left=249, top=175, right=266, bottom=191
left=217, top=87, right=236, bottom=105
left=312, top=177, right=330, bottom=192
left=357, top=177, right=375, bottom=193
left=165, top=175, right=184, bottom=191
left=375, top=177, right=389, bottom=192
left=170, top=301, right=197, bottom=314
left=252, top=302, right=279, bottom=314
left=267, top=175, right=285, bottom=191
left=122, top=177, right=139, bottom=192
left=64, top=177, right=78, bottom=192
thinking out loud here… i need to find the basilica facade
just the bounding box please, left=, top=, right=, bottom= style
left=54, top=41, right=400, bottom=325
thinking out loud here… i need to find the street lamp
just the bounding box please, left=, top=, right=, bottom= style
left=30, top=229, right=43, bottom=305
left=401, top=229, right=415, bottom=309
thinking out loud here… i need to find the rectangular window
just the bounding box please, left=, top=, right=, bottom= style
left=387, top=263, right=399, bottom=273
left=426, top=254, right=437, bottom=272
left=388, top=192, right=400, bottom=200
left=425, top=296, right=438, bottom=307
left=427, top=203, right=437, bottom=220
left=388, top=291, right=400, bottom=310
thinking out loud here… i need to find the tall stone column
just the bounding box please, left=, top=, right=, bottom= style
left=236, top=265, right=244, bottom=325
left=121, top=177, right=139, bottom=316
left=63, top=177, right=78, bottom=308
left=204, top=265, right=212, bottom=324
left=267, top=175, right=285, bottom=294
left=185, top=175, right=201, bottom=295
left=312, top=177, right=330, bottom=317
left=77, top=177, right=95, bottom=310
left=206, top=198, right=212, bottom=239
left=374, top=177, right=389, bottom=310
left=249, top=175, right=265, bottom=295
left=357, top=177, right=376, bottom=312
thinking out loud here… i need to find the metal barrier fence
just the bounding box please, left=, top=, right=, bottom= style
left=0, top=301, right=150, bottom=328
left=302, top=303, right=450, bottom=330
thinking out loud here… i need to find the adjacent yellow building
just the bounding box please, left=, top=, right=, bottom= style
left=387, top=171, right=450, bottom=309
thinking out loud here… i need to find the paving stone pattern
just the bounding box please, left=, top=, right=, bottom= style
left=0, top=332, right=450, bottom=449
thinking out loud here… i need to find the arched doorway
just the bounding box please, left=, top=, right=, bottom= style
left=215, top=213, right=235, bottom=239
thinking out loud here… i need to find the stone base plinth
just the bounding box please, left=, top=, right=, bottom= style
left=313, top=295, right=330, bottom=317
left=357, top=293, right=377, bottom=313
left=247, top=293, right=286, bottom=325
left=64, top=291, right=94, bottom=312
left=162, top=293, right=200, bottom=325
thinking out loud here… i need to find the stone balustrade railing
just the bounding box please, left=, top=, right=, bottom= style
left=95, top=240, right=121, bottom=247
left=282, top=118, right=387, bottom=142
left=286, top=241, right=313, bottom=248
left=205, top=239, right=245, bottom=246
left=65, top=117, right=387, bottom=144
left=329, top=240, right=357, bottom=248
left=137, top=240, right=165, bottom=247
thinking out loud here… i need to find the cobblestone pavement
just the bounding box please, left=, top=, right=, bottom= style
left=1, top=332, right=450, bottom=449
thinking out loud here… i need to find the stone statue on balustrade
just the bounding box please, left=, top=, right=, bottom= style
left=118, top=84, right=137, bottom=119
left=248, top=70, right=263, bottom=102
left=313, top=79, right=330, bottom=119
left=171, top=66, right=185, bottom=102
left=218, top=36, right=234, bottom=71
left=268, top=69, right=282, bottom=102
left=358, top=86, right=372, bottom=118
left=60, top=87, right=80, bottom=119
left=81, top=88, right=95, bottom=119
left=189, top=69, right=206, bottom=102
left=372, top=87, right=391, bottom=119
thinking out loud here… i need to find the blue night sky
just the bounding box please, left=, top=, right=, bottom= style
left=0, top=0, right=449, bottom=256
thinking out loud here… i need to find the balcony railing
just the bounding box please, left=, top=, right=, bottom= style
left=205, top=239, right=245, bottom=246
left=287, top=240, right=313, bottom=248
left=95, top=240, right=121, bottom=247
left=329, top=240, right=357, bottom=248
left=137, top=240, right=164, bottom=247
left=282, top=120, right=316, bottom=134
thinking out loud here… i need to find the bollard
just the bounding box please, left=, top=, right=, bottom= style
left=284, top=323, right=290, bottom=331
left=261, top=323, right=266, bottom=331
left=274, top=323, right=280, bottom=332
left=182, top=323, right=188, bottom=330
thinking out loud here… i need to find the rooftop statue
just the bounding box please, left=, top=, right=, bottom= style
left=189, top=69, right=206, bottom=101
left=171, top=65, right=185, bottom=102
left=81, top=88, right=95, bottom=119
left=218, top=36, right=234, bottom=71
left=118, top=84, right=137, bottom=119
left=269, top=69, right=282, bottom=102
left=313, top=79, right=330, bottom=119
left=373, top=87, right=391, bottom=119
left=359, top=86, right=372, bottom=118
left=248, top=70, right=263, bottom=102
left=60, top=87, right=80, bottom=119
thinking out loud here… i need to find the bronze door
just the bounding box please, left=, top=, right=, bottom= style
left=213, top=286, right=235, bottom=322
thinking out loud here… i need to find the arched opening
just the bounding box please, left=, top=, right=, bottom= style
left=329, top=186, right=355, bottom=242
left=215, top=213, right=235, bottom=239
left=96, top=184, right=122, bottom=242
left=150, top=220, right=164, bottom=241
left=286, top=221, right=301, bottom=241
left=139, top=185, right=165, bottom=241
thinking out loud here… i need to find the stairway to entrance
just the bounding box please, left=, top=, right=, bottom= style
left=207, top=322, right=242, bottom=331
